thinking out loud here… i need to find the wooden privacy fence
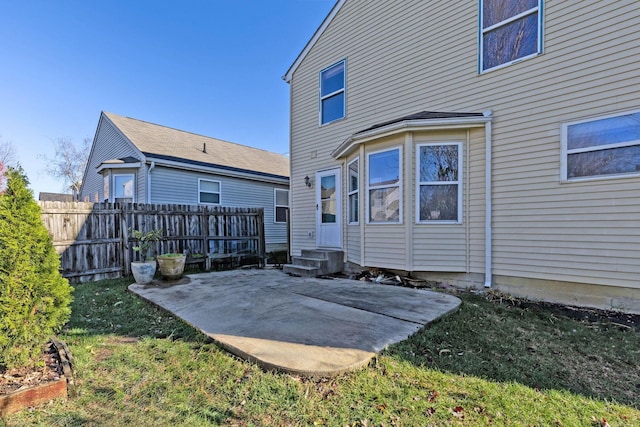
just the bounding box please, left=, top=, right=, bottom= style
left=39, top=202, right=265, bottom=283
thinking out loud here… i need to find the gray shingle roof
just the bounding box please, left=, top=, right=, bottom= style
left=355, top=111, right=485, bottom=135
left=104, top=112, right=289, bottom=179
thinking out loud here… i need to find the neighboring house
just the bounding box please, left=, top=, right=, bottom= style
left=80, top=112, right=290, bottom=252
left=283, top=1, right=640, bottom=312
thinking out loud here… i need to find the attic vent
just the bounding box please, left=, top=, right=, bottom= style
left=203, top=143, right=207, bottom=153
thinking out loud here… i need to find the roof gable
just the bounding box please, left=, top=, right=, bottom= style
left=103, top=112, right=289, bottom=179
left=283, top=0, right=346, bottom=83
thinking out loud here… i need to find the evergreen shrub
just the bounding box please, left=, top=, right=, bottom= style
left=0, top=168, right=73, bottom=369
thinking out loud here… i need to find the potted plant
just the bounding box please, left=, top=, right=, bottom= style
left=129, top=228, right=163, bottom=284
left=157, top=252, right=186, bottom=280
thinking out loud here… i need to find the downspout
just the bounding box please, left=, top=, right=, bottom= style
left=484, top=111, right=493, bottom=288
left=147, top=161, right=155, bottom=202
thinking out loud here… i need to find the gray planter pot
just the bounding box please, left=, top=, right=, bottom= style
left=131, top=260, right=157, bottom=285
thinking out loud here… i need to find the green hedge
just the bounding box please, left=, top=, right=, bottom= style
left=0, top=168, right=73, bottom=369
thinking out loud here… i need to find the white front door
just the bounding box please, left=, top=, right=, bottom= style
left=316, top=168, right=342, bottom=248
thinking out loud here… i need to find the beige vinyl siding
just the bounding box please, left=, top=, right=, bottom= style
left=363, top=225, right=406, bottom=269
left=467, top=128, right=487, bottom=273
left=361, top=136, right=406, bottom=268
left=289, top=0, right=640, bottom=288
left=344, top=153, right=361, bottom=263
left=411, top=130, right=474, bottom=272
left=346, top=225, right=360, bottom=263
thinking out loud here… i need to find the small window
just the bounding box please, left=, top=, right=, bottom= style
left=274, top=189, right=289, bottom=223
left=480, top=0, right=542, bottom=72
left=199, top=179, right=221, bottom=204
left=368, top=148, right=401, bottom=223
left=113, top=174, right=134, bottom=202
left=103, top=174, right=109, bottom=201
left=562, top=110, right=640, bottom=180
left=417, top=143, right=462, bottom=223
left=348, top=158, right=359, bottom=224
left=320, top=60, right=345, bottom=125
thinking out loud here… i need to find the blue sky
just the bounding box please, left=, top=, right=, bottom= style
left=0, top=0, right=335, bottom=196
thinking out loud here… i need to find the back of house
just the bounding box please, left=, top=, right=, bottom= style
left=284, top=1, right=640, bottom=312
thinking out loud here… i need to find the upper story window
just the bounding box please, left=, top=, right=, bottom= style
left=480, top=0, right=542, bottom=72
left=417, top=143, right=462, bottom=223
left=320, top=60, right=345, bottom=125
left=347, top=158, right=359, bottom=224
left=113, top=174, right=134, bottom=202
left=562, top=110, right=640, bottom=181
left=199, top=179, right=221, bottom=204
left=274, top=189, right=289, bottom=223
left=368, top=148, right=401, bottom=223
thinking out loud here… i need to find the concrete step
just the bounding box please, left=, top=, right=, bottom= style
left=283, top=264, right=319, bottom=278
left=292, top=256, right=328, bottom=268
left=286, top=249, right=344, bottom=277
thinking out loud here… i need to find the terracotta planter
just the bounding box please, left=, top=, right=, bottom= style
left=131, top=260, right=157, bottom=284
left=157, top=254, right=186, bottom=280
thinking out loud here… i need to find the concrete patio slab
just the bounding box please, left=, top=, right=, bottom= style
left=128, top=269, right=461, bottom=376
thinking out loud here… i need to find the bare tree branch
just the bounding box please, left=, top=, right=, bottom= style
left=0, top=136, right=18, bottom=167
left=40, top=137, right=92, bottom=196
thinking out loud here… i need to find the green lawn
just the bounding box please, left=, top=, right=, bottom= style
left=4, top=276, right=640, bottom=426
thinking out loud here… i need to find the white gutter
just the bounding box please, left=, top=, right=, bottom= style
left=332, top=116, right=491, bottom=159
left=145, top=157, right=289, bottom=186
left=484, top=111, right=493, bottom=288
left=147, top=161, right=155, bottom=202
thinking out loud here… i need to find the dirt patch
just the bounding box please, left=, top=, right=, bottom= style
left=0, top=341, right=65, bottom=395
left=520, top=300, right=640, bottom=331
left=94, top=337, right=140, bottom=363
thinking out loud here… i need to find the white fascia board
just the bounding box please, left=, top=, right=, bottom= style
left=331, top=116, right=493, bottom=159
left=283, top=0, right=346, bottom=83
left=146, top=158, right=290, bottom=186
left=96, top=162, right=141, bottom=173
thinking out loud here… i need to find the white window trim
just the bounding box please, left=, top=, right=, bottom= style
left=198, top=178, right=221, bottom=205
left=103, top=172, right=110, bottom=201
left=319, top=59, right=346, bottom=126
left=366, top=147, right=402, bottom=225
left=274, top=188, right=289, bottom=224
left=347, top=157, right=359, bottom=225
left=416, top=142, right=463, bottom=224
left=112, top=173, right=135, bottom=203
left=561, top=109, right=640, bottom=182
left=479, top=0, right=543, bottom=73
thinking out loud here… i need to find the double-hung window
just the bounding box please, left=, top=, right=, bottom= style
left=368, top=148, right=401, bottom=223
left=199, top=179, right=221, bottom=204
left=319, top=60, right=345, bottom=125
left=480, top=0, right=542, bottom=72
left=562, top=110, right=640, bottom=181
left=274, top=189, right=289, bottom=223
left=417, top=143, right=462, bottom=223
left=347, top=158, right=359, bottom=224
left=113, top=174, right=134, bottom=202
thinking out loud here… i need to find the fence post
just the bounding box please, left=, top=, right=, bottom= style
left=203, top=206, right=210, bottom=270
left=121, top=203, right=130, bottom=275
left=258, top=208, right=265, bottom=268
